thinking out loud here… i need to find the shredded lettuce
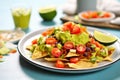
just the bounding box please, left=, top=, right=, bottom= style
left=57, top=43, right=62, bottom=49
left=37, top=36, right=45, bottom=45
left=39, top=43, right=46, bottom=52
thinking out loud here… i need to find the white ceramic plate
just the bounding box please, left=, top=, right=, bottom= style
left=78, top=11, right=115, bottom=22
left=18, top=27, right=120, bottom=73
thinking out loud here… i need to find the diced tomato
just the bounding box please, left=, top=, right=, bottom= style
left=81, top=13, right=89, bottom=19
left=42, top=32, right=48, bottom=36
left=32, top=39, right=37, bottom=44
left=62, top=26, right=69, bottom=31
left=76, top=44, right=86, bottom=54
left=90, top=38, right=96, bottom=44
left=94, top=41, right=103, bottom=49
left=89, top=11, right=99, bottom=18
left=90, top=38, right=103, bottom=49
left=55, top=60, right=65, bottom=68
left=102, top=12, right=110, bottom=18
left=42, top=28, right=54, bottom=36
left=63, top=22, right=74, bottom=32
left=10, top=49, right=17, bottom=54
left=0, top=55, right=3, bottom=58
left=82, top=11, right=111, bottom=19
left=63, top=22, right=81, bottom=34
left=83, top=11, right=99, bottom=19
left=45, top=38, right=57, bottom=44
left=51, top=48, right=62, bottom=57
left=64, top=41, right=74, bottom=50
left=80, top=27, right=87, bottom=33
left=70, top=57, right=79, bottom=63
left=71, top=25, right=81, bottom=34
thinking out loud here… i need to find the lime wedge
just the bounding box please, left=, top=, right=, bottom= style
left=94, top=30, right=117, bottom=45
left=39, top=6, right=57, bottom=21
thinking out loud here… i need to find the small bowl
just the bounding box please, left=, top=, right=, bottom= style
left=0, top=29, right=25, bottom=43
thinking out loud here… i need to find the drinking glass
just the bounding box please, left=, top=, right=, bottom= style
left=11, top=7, right=31, bottom=29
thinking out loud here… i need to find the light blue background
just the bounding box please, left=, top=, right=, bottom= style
left=0, top=0, right=120, bottom=80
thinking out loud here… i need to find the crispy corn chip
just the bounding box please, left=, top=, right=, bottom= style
left=44, top=58, right=68, bottom=62
left=67, top=60, right=98, bottom=69
left=103, top=57, right=112, bottom=61
left=65, top=52, right=79, bottom=58
left=103, top=48, right=114, bottom=62
left=32, top=46, right=48, bottom=59
left=26, top=44, right=37, bottom=51
left=31, top=51, right=42, bottom=60
left=26, top=45, right=33, bottom=50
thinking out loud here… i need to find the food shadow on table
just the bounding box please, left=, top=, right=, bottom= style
left=40, top=20, right=56, bottom=27
left=19, top=55, right=120, bottom=80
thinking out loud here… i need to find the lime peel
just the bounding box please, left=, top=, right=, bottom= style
left=39, top=7, right=56, bottom=13
left=94, top=30, right=117, bottom=45
left=39, top=6, right=57, bottom=21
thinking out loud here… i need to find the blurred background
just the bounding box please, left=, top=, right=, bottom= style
left=0, top=0, right=96, bottom=30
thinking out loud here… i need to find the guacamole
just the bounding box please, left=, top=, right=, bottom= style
left=55, top=30, right=89, bottom=45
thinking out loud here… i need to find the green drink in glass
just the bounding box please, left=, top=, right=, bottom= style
left=12, top=8, right=31, bottom=29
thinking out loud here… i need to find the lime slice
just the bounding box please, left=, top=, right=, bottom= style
left=94, top=30, right=117, bottom=45
left=39, top=6, right=57, bottom=21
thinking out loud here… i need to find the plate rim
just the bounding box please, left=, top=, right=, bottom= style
left=17, top=27, right=120, bottom=73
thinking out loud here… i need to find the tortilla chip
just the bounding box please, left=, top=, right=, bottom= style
left=44, top=58, right=68, bottom=62
left=32, top=52, right=42, bottom=60
left=103, top=57, right=112, bottom=61
left=31, top=46, right=48, bottom=59
left=26, top=44, right=37, bottom=52
left=65, top=52, right=79, bottom=57
left=96, top=56, right=104, bottom=62
left=26, top=45, right=33, bottom=51
left=67, top=60, right=98, bottom=69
